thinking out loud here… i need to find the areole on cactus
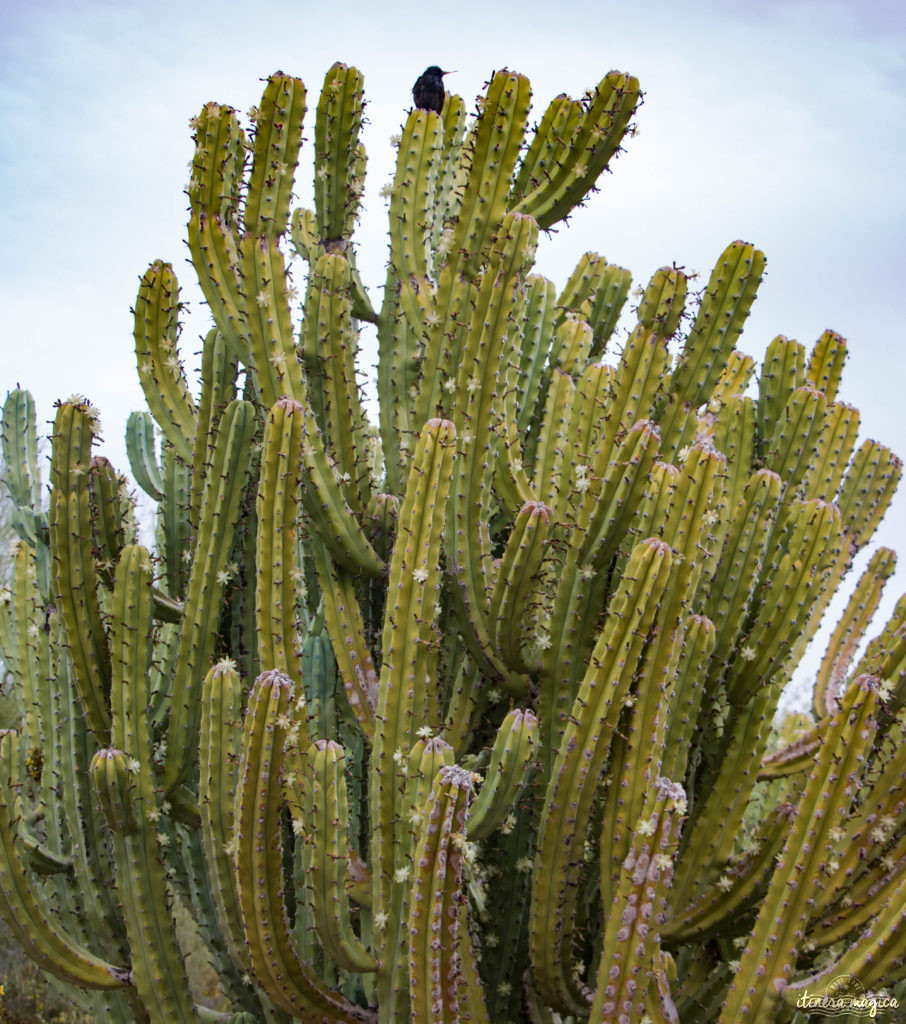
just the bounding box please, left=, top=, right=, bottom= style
left=0, top=59, right=903, bottom=1024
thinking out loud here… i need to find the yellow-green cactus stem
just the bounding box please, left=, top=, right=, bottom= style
left=236, top=670, right=367, bottom=1022
left=87, top=456, right=127, bottom=588
left=805, top=328, right=847, bottom=402
left=300, top=252, right=372, bottom=514
left=189, top=329, right=239, bottom=531
left=814, top=546, right=897, bottom=715
left=104, top=544, right=200, bottom=1021
left=531, top=368, right=575, bottom=515
left=244, top=73, right=306, bottom=238
left=297, top=397, right=385, bottom=577
left=531, top=538, right=674, bottom=1015
left=488, top=502, right=551, bottom=674
left=0, top=730, right=131, bottom=990
left=49, top=399, right=112, bottom=743
left=549, top=316, right=593, bottom=376
left=510, top=93, right=581, bottom=209
left=187, top=208, right=249, bottom=365
left=160, top=439, right=192, bottom=599
left=89, top=748, right=139, bottom=837
left=663, top=802, right=794, bottom=943
left=448, top=70, right=532, bottom=281
left=256, top=398, right=304, bottom=680
left=445, top=213, right=538, bottom=684
left=199, top=659, right=250, bottom=973
left=125, top=410, right=164, bottom=501
left=407, top=764, right=479, bottom=1024
left=765, top=385, right=828, bottom=501
left=589, top=779, right=686, bottom=1022
left=314, top=63, right=366, bottom=245
left=388, top=107, right=443, bottom=287
left=370, top=417, right=456, bottom=924
left=467, top=708, right=538, bottom=841
left=718, top=675, right=881, bottom=1024
left=310, top=538, right=378, bottom=739
left=659, top=240, right=766, bottom=449
left=637, top=265, right=687, bottom=339
left=511, top=71, right=641, bottom=231
left=188, top=101, right=245, bottom=223
left=702, top=468, right=782, bottom=672
left=241, top=233, right=307, bottom=408
left=133, top=261, right=198, bottom=463
left=1, top=389, right=44, bottom=546
left=162, top=399, right=256, bottom=794
left=306, top=740, right=377, bottom=972
left=836, top=438, right=903, bottom=549
left=755, top=334, right=806, bottom=458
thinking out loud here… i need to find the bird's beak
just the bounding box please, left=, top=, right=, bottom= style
left=442, top=71, right=456, bottom=76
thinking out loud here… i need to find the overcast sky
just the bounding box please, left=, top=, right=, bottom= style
left=1, top=0, right=904, bottom=710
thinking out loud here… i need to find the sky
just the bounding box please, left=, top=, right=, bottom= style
left=1, top=0, right=904, bottom=711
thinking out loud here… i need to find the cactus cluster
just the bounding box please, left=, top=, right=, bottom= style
left=0, top=62, right=904, bottom=1024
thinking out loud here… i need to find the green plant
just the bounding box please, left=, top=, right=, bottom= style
left=0, top=62, right=904, bottom=1024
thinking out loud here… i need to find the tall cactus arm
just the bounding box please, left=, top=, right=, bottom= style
left=466, top=708, right=538, bottom=841
left=236, top=670, right=371, bottom=1022
left=199, top=660, right=251, bottom=973
left=298, top=397, right=386, bottom=577
left=49, top=400, right=112, bottom=743
left=800, top=399, right=860, bottom=504
left=187, top=210, right=250, bottom=364
left=407, top=765, right=479, bottom=1024
left=133, top=261, right=198, bottom=463
left=190, top=329, right=239, bottom=532
left=755, top=335, right=806, bottom=458
left=1, top=389, right=43, bottom=523
left=307, top=740, right=378, bottom=972
left=785, top=875, right=906, bottom=1002
left=836, top=439, right=902, bottom=551
left=256, top=398, right=304, bottom=680
left=717, top=675, right=881, bottom=1024
left=314, top=63, right=366, bottom=246
left=370, top=419, right=455, bottom=902
left=243, top=73, right=306, bottom=239
left=589, top=779, right=685, bottom=1023
left=310, top=538, right=378, bottom=739
left=446, top=70, right=531, bottom=282
left=663, top=802, right=794, bottom=943
left=300, top=252, right=372, bottom=514
left=814, top=546, right=897, bottom=715
left=241, top=233, right=308, bottom=408
left=0, top=731, right=131, bottom=990
left=162, top=399, right=256, bottom=794
left=104, top=544, right=200, bottom=1021
left=531, top=538, right=674, bottom=1015
left=125, top=411, right=164, bottom=501
left=805, top=328, right=847, bottom=402
left=388, top=108, right=443, bottom=286
left=488, top=502, right=550, bottom=675
left=510, top=71, right=641, bottom=230
left=658, top=240, right=766, bottom=451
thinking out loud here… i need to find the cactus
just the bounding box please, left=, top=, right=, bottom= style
left=1, top=59, right=904, bottom=1024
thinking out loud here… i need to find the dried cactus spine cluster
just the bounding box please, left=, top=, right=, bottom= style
left=0, top=59, right=903, bottom=1024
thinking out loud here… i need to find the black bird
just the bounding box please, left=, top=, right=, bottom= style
left=412, top=66, right=449, bottom=114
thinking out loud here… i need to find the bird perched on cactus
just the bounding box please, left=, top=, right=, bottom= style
left=412, top=65, right=449, bottom=112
